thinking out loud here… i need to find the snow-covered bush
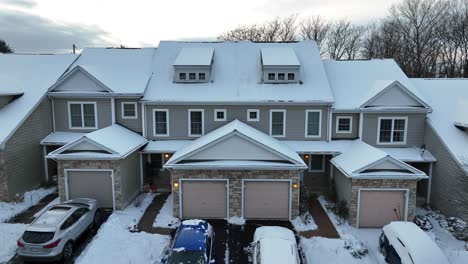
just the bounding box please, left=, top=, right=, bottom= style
left=325, top=201, right=349, bottom=224
left=414, top=215, right=433, bottom=231
left=343, top=235, right=369, bottom=259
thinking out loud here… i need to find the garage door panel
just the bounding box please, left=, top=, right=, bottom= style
left=67, top=171, right=113, bottom=208
left=359, top=190, right=406, bottom=228
left=182, top=181, right=227, bottom=219
left=244, top=181, right=290, bottom=220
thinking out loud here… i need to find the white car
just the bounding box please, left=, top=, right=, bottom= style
left=252, top=226, right=300, bottom=264
left=17, top=198, right=100, bottom=262
left=379, top=221, right=451, bottom=264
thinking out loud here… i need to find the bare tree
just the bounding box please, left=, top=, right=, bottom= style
left=0, top=39, right=13, bottom=53
left=299, top=16, right=331, bottom=54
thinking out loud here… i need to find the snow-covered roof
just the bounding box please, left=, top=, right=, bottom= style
left=41, top=131, right=86, bottom=146
left=323, top=59, right=428, bottom=110
left=413, top=79, right=468, bottom=175
left=48, top=124, right=147, bottom=160
left=380, top=147, right=436, bottom=162
left=331, top=140, right=426, bottom=178
left=143, top=41, right=333, bottom=104
left=165, top=120, right=307, bottom=169
left=261, top=47, right=300, bottom=67
left=0, top=54, right=77, bottom=149
left=173, top=47, right=214, bottom=66
left=284, top=140, right=354, bottom=154
left=143, top=140, right=192, bottom=153
left=0, top=90, right=23, bottom=96
left=51, top=48, right=156, bottom=95
left=383, top=222, right=451, bottom=264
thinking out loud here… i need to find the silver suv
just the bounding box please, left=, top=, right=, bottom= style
left=17, top=198, right=100, bottom=262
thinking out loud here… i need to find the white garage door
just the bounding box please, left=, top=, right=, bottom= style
left=359, top=190, right=406, bottom=228
left=243, top=181, right=290, bottom=220
left=181, top=181, right=227, bottom=219
left=66, top=170, right=114, bottom=208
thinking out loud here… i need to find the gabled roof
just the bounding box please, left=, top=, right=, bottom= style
left=143, top=41, right=333, bottom=104
left=48, top=124, right=147, bottom=160
left=331, top=140, right=426, bottom=179
left=50, top=48, right=156, bottom=96
left=0, top=54, right=78, bottom=149
left=323, top=59, right=428, bottom=110
left=165, top=120, right=307, bottom=170
left=261, top=47, right=300, bottom=67
left=173, top=47, right=214, bottom=66
left=41, top=131, right=86, bottom=146
left=413, top=78, right=468, bottom=175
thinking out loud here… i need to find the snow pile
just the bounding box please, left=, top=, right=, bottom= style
left=291, top=211, right=317, bottom=232
left=76, top=193, right=171, bottom=264
left=0, top=223, right=27, bottom=262
left=152, top=194, right=180, bottom=229
left=422, top=207, right=468, bottom=241
left=227, top=216, right=246, bottom=226
left=413, top=215, right=433, bottom=231
left=300, top=236, right=374, bottom=264
left=0, top=187, right=56, bottom=223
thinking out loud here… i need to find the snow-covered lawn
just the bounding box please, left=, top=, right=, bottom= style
left=152, top=194, right=180, bottom=229
left=0, top=223, right=27, bottom=263
left=76, top=193, right=171, bottom=264
left=0, top=187, right=56, bottom=223
left=291, top=211, right=317, bottom=232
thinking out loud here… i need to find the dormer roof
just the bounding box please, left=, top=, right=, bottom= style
left=261, top=47, right=300, bottom=67
left=173, top=47, right=214, bottom=67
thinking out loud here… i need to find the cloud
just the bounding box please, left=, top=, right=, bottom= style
left=0, top=9, right=119, bottom=53
left=0, top=0, right=36, bottom=8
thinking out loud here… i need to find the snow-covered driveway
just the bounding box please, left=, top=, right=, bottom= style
left=76, top=193, right=171, bottom=264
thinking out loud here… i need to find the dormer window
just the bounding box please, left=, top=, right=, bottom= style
left=174, top=47, right=214, bottom=83
left=261, top=47, right=300, bottom=84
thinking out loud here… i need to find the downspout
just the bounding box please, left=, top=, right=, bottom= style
left=426, top=162, right=433, bottom=204
left=50, top=96, right=56, bottom=132
left=359, top=112, right=364, bottom=139
left=141, top=102, right=146, bottom=138
left=43, top=146, right=49, bottom=183
left=327, top=105, right=332, bottom=142
left=111, top=97, right=116, bottom=124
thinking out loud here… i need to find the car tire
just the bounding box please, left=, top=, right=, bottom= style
left=62, top=241, right=74, bottom=261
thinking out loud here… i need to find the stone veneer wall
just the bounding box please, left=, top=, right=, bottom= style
left=0, top=151, right=7, bottom=200
left=171, top=170, right=301, bottom=219
left=348, top=179, right=417, bottom=227
left=57, top=160, right=123, bottom=209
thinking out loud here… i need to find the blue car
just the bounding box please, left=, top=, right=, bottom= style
left=164, top=220, right=215, bottom=264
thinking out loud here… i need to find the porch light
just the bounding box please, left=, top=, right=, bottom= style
left=164, top=153, right=171, bottom=159
left=293, top=183, right=298, bottom=189
left=304, top=154, right=310, bottom=160
left=173, top=182, right=179, bottom=188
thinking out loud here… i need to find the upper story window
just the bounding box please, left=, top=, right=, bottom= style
left=270, top=110, right=286, bottom=137
left=278, top=73, right=285, bottom=80
left=199, top=73, right=206, bottom=80
left=174, top=47, right=214, bottom=83
left=122, top=102, right=137, bottom=119
left=336, top=116, right=352, bottom=133
left=189, top=72, right=196, bottom=80
left=247, top=109, right=260, bottom=122
left=378, top=117, right=407, bottom=144
left=305, top=110, right=322, bottom=138
left=179, top=72, right=186, bottom=80
left=189, top=109, right=204, bottom=137
left=153, top=109, right=169, bottom=137
left=68, top=102, right=97, bottom=129
left=288, top=73, right=295, bottom=81
left=268, top=73, right=275, bottom=81
left=214, top=109, right=226, bottom=121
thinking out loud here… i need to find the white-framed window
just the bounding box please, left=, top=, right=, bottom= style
left=214, top=109, right=226, bottom=121
left=278, top=73, right=285, bottom=80
left=288, top=73, right=295, bottom=81
left=377, top=117, right=408, bottom=145
left=309, top=154, right=325, bottom=172
left=189, top=72, right=196, bottom=80
left=336, top=116, right=353, bottom=133
left=153, top=109, right=169, bottom=137
left=268, top=72, right=276, bottom=81
left=121, top=102, right=138, bottom=119
left=68, top=102, right=97, bottom=129
left=198, top=72, right=206, bottom=80
left=270, top=109, right=286, bottom=137
left=305, top=110, right=322, bottom=138
left=188, top=109, right=204, bottom=137
left=179, top=72, right=186, bottom=80
left=247, top=109, right=260, bottom=122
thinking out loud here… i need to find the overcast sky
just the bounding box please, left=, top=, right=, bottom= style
left=0, top=0, right=402, bottom=53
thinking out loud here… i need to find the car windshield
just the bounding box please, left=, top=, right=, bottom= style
left=167, top=250, right=206, bottom=264
left=22, top=231, right=55, bottom=243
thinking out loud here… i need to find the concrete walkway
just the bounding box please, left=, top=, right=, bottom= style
left=137, top=193, right=173, bottom=235
left=300, top=198, right=340, bottom=239
left=8, top=192, right=58, bottom=224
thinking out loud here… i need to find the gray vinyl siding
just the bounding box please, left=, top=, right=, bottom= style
left=361, top=113, right=426, bottom=147
left=331, top=113, right=360, bottom=140
left=119, top=152, right=141, bottom=208
left=115, top=99, right=142, bottom=133
left=424, top=122, right=468, bottom=220
left=333, top=165, right=352, bottom=206
left=145, top=105, right=329, bottom=141
left=4, top=98, right=53, bottom=199
left=53, top=98, right=112, bottom=132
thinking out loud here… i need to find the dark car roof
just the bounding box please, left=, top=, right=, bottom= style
left=173, top=221, right=209, bottom=251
